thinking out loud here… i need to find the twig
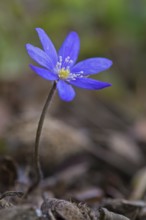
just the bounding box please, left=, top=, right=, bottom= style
left=0, top=191, right=24, bottom=200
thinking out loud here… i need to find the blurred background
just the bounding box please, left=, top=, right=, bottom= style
left=0, top=0, right=146, bottom=202
left=0, top=0, right=146, bottom=111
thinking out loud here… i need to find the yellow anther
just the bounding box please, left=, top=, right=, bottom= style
left=59, top=68, right=70, bottom=79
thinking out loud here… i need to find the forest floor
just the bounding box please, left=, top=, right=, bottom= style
left=0, top=76, right=146, bottom=220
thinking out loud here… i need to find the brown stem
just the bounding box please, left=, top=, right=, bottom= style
left=24, top=81, right=57, bottom=197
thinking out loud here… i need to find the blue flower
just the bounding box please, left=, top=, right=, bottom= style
left=26, top=28, right=112, bottom=101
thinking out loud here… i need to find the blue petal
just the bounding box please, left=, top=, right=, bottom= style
left=57, top=80, right=75, bottom=101
left=69, top=77, right=111, bottom=90
left=30, top=64, right=58, bottom=81
left=26, top=44, right=54, bottom=70
left=58, top=32, right=80, bottom=68
left=36, top=28, right=58, bottom=65
left=71, top=58, right=112, bottom=75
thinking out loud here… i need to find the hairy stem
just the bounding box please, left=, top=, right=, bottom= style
left=25, top=81, right=57, bottom=197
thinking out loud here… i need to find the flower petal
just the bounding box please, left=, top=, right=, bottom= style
left=71, top=58, right=112, bottom=75
left=57, top=80, right=75, bottom=101
left=26, top=44, right=54, bottom=70
left=30, top=64, right=58, bottom=81
left=69, top=77, right=111, bottom=90
left=36, top=28, right=58, bottom=65
left=58, top=32, right=80, bottom=68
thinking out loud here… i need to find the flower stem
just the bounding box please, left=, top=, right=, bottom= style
left=25, top=81, right=57, bottom=197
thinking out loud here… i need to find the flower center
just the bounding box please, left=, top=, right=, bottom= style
left=59, top=68, right=70, bottom=79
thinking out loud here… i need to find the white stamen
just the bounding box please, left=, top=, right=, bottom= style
left=65, top=56, right=70, bottom=63
left=54, top=55, right=84, bottom=80
left=67, top=72, right=84, bottom=81
left=59, top=56, right=63, bottom=62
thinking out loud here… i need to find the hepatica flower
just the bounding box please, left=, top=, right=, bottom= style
left=26, top=28, right=112, bottom=101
